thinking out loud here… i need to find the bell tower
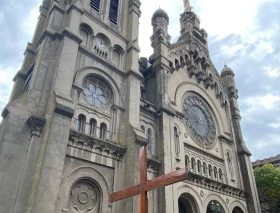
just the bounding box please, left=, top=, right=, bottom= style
left=0, top=0, right=144, bottom=213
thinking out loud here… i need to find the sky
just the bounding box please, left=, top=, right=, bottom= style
left=0, top=0, right=279, bottom=161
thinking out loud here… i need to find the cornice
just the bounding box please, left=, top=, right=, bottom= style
left=78, top=46, right=126, bottom=78
left=186, top=172, right=247, bottom=200
left=69, top=129, right=126, bottom=157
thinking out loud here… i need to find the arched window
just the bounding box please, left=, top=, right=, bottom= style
left=147, top=128, right=152, bottom=154
left=197, top=160, right=201, bottom=173
left=89, top=119, right=97, bottom=136
left=203, top=162, right=207, bottom=175
left=174, top=127, right=180, bottom=155
left=191, top=158, right=196, bottom=171
left=175, top=59, right=180, bottom=69
left=169, top=61, right=174, bottom=69
left=180, top=56, right=184, bottom=65
left=77, top=114, right=86, bottom=132
left=141, top=125, right=145, bottom=134
left=214, top=167, right=218, bottom=180
left=112, top=50, right=120, bottom=67
left=109, top=0, right=119, bottom=25
left=208, top=165, right=212, bottom=177
left=69, top=179, right=101, bottom=212
left=219, top=169, right=223, bottom=182
left=80, top=29, right=88, bottom=47
left=185, top=156, right=189, bottom=168
left=185, top=55, right=189, bottom=63
left=99, top=123, right=107, bottom=140
left=90, top=0, right=101, bottom=12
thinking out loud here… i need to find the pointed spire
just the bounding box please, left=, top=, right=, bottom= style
left=183, top=0, right=192, bottom=12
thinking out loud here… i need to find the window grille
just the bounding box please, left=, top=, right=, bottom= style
left=109, top=0, right=119, bottom=25
left=90, top=0, right=100, bottom=12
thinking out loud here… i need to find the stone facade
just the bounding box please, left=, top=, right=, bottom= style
left=0, top=0, right=261, bottom=213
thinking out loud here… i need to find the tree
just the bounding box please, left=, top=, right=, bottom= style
left=254, top=163, right=280, bottom=212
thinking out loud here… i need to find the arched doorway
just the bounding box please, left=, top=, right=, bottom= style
left=178, top=193, right=199, bottom=213
left=206, top=200, right=225, bottom=213
left=232, top=206, right=244, bottom=213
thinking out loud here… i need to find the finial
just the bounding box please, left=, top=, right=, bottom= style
left=183, top=0, right=192, bottom=12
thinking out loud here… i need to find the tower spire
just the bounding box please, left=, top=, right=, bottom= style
left=183, top=0, right=192, bottom=12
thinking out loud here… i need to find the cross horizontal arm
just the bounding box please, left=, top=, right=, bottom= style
left=143, top=168, right=188, bottom=192
left=109, top=184, right=140, bottom=202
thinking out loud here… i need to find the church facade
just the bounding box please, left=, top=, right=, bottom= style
left=0, top=0, right=261, bottom=212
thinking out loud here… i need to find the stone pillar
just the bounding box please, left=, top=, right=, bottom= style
left=150, top=8, right=179, bottom=213
left=113, top=1, right=147, bottom=213
left=221, top=66, right=261, bottom=212
left=26, top=3, right=82, bottom=212
left=14, top=116, right=46, bottom=213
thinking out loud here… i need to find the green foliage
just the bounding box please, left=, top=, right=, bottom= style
left=254, top=163, right=280, bottom=212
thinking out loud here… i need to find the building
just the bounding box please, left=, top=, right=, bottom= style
left=0, top=0, right=261, bottom=212
left=252, top=154, right=280, bottom=169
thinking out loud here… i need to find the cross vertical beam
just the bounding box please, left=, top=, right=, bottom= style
left=139, top=146, right=148, bottom=213
left=109, top=146, right=188, bottom=213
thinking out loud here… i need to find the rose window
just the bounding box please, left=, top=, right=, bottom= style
left=82, top=77, right=111, bottom=108
left=70, top=181, right=100, bottom=213
left=182, top=94, right=216, bottom=147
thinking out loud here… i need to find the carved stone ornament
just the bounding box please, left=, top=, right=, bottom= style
left=27, top=115, right=46, bottom=134
left=70, top=181, right=100, bottom=213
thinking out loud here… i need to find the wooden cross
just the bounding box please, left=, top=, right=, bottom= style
left=110, top=146, right=188, bottom=213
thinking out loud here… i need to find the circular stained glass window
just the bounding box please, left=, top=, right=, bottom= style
left=182, top=94, right=216, bottom=147
left=82, top=77, right=111, bottom=108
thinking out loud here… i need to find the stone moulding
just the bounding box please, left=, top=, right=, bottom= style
left=187, top=172, right=247, bottom=200
left=69, top=129, right=126, bottom=157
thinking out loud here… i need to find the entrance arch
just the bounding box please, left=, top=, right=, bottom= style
left=178, top=193, right=199, bottom=213
left=206, top=200, right=226, bottom=213
left=232, top=206, right=244, bottom=213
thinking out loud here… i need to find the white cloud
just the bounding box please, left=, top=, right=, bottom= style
left=263, top=66, right=280, bottom=78
left=242, top=94, right=280, bottom=111
left=248, top=41, right=274, bottom=61
left=0, top=12, right=4, bottom=25
left=240, top=94, right=280, bottom=124
left=21, top=2, right=40, bottom=37
left=220, top=44, right=244, bottom=56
